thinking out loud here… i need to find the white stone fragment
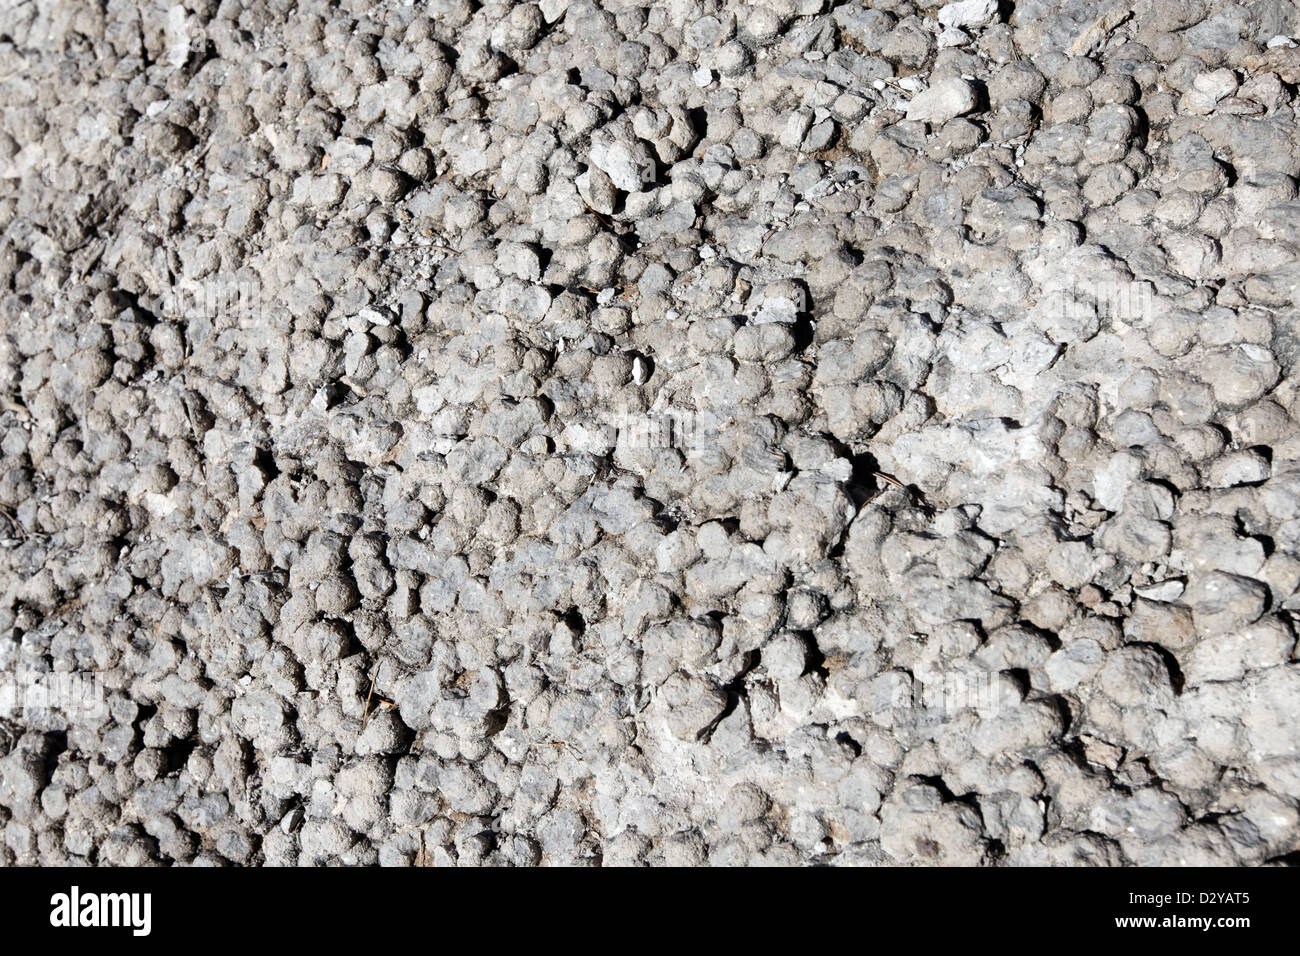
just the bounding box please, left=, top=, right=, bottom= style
left=938, top=0, right=999, bottom=30
left=905, top=77, right=978, bottom=124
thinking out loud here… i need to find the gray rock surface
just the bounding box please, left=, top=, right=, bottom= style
left=1, top=0, right=1299, bottom=867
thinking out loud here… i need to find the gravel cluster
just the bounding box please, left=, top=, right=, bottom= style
left=1, top=0, right=1299, bottom=867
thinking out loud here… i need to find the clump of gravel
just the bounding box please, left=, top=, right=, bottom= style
left=1, top=0, right=1299, bottom=867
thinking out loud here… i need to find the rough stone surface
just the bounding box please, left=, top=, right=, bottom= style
left=0, top=0, right=1298, bottom=868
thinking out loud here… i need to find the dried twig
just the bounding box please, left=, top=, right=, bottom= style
left=360, top=662, right=380, bottom=730
left=870, top=470, right=935, bottom=516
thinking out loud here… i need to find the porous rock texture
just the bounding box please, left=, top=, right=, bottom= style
left=1, top=0, right=1300, bottom=867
